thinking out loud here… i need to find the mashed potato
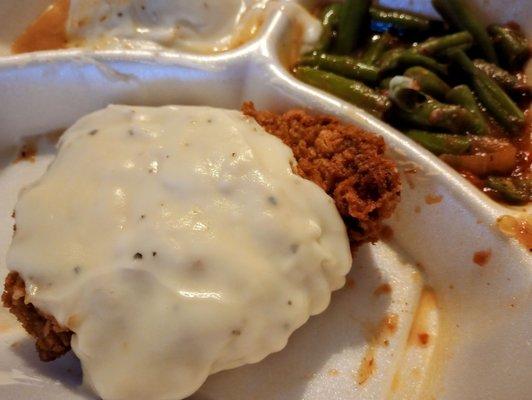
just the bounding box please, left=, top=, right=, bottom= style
left=12, top=0, right=275, bottom=53
left=67, top=0, right=270, bottom=52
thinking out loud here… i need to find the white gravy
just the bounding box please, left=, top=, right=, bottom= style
left=7, top=105, right=351, bottom=399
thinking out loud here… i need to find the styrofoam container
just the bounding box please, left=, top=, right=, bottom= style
left=0, top=1, right=530, bottom=399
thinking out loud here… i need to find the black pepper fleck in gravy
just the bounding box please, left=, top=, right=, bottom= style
left=268, top=196, right=278, bottom=206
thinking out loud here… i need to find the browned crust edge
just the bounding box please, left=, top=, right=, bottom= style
left=2, top=271, right=72, bottom=361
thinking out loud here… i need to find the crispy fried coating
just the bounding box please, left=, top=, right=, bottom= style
left=242, top=102, right=401, bottom=246
left=2, top=271, right=72, bottom=361
left=3, top=104, right=400, bottom=362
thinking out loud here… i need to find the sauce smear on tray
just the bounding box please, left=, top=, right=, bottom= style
left=12, top=0, right=69, bottom=53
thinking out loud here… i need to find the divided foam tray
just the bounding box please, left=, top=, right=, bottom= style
left=0, top=1, right=530, bottom=399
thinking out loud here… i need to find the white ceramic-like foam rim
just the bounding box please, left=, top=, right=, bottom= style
left=0, top=2, right=527, bottom=221
left=0, top=2, right=530, bottom=399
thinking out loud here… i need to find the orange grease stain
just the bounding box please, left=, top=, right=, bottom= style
left=424, top=194, right=443, bottom=205
left=373, top=283, right=392, bottom=297
left=356, top=313, right=399, bottom=385
left=408, top=287, right=437, bottom=347
left=497, top=215, right=532, bottom=251
left=417, top=332, right=430, bottom=346
left=12, top=0, right=69, bottom=54
left=473, top=250, right=492, bottom=266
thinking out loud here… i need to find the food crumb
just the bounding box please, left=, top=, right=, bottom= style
left=328, top=369, right=340, bottom=377
left=14, top=142, right=38, bottom=163
left=473, top=250, right=491, bottom=266
left=417, top=332, right=430, bottom=346
left=134, top=252, right=143, bottom=260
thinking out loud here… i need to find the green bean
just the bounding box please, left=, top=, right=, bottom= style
left=473, top=59, right=531, bottom=96
left=486, top=176, right=532, bottom=204
left=369, top=6, right=431, bottom=31
left=293, top=67, right=390, bottom=118
left=446, top=85, right=489, bottom=135
left=405, top=66, right=451, bottom=99
left=334, top=0, right=371, bottom=54
left=298, top=53, right=380, bottom=83
left=415, top=31, right=473, bottom=55
left=405, top=130, right=471, bottom=155
left=432, top=0, right=498, bottom=63
left=361, top=33, right=394, bottom=66
left=315, top=3, right=342, bottom=52
left=380, top=49, right=448, bottom=75
left=389, top=77, right=479, bottom=134
left=447, top=49, right=525, bottom=134
left=488, top=24, right=530, bottom=69
left=396, top=100, right=478, bottom=133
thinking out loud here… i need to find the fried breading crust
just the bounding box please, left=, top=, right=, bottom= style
left=243, top=102, right=401, bottom=245
left=3, top=104, right=401, bottom=361
left=2, top=271, right=72, bottom=361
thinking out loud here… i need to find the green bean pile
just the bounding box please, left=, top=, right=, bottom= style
left=294, top=0, right=531, bottom=204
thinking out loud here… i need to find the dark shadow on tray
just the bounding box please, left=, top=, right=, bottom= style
left=192, top=243, right=393, bottom=400
left=11, top=337, right=84, bottom=392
